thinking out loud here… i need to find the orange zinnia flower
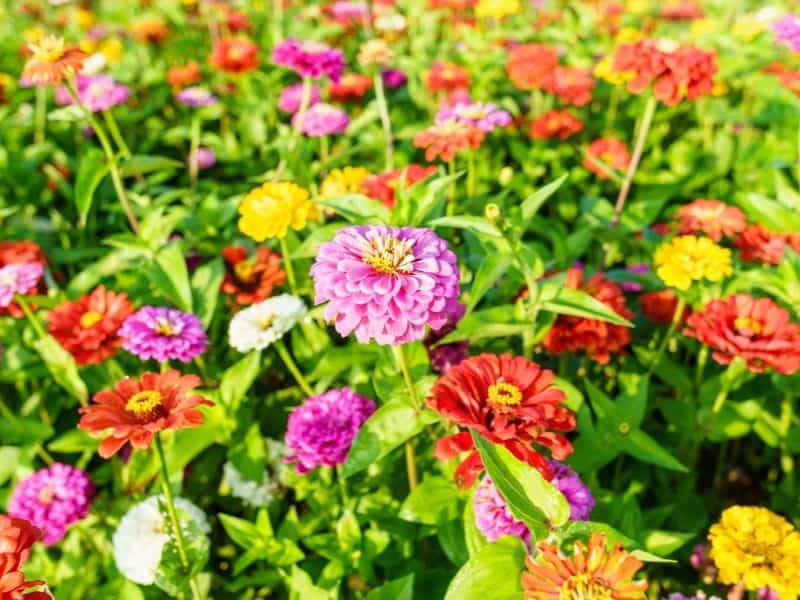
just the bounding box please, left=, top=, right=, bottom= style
left=676, top=199, right=746, bottom=242
left=131, top=16, right=170, bottom=43
left=529, top=109, right=583, bottom=140
left=328, top=73, right=372, bottom=102
left=21, top=35, right=85, bottom=87
left=221, top=246, right=286, bottom=307
left=506, top=43, right=559, bottom=91
left=78, top=370, right=214, bottom=458
left=167, top=61, right=201, bottom=91
left=544, top=65, right=594, bottom=107
left=209, top=38, right=261, bottom=74
left=426, top=62, right=469, bottom=94
left=640, top=290, right=688, bottom=325
left=413, top=119, right=485, bottom=162
left=584, top=137, right=630, bottom=179
left=521, top=532, right=648, bottom=600
left=0, top=515, right=52, bottom=600
left=734, top=225, right=791, bottom=265
left=361, top=164, right=437, bottom=208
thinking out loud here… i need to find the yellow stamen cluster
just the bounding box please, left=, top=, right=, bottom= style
left=125, top=390, right=163, bottom=417
left=487, top=382, right=523, bottom=406
left=80, top=311, right=103, bottom=329
left=362, top=236, right=415, bottom=275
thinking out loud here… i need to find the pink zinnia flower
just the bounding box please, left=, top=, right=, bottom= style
left=292, top=103, right=349, bottom=136
left=272, top=39, right=345, bottom=82
left=56, top=74, right=130, bottom=112
left=774, top=14, right=800, bottom=53
left=0, top=263, right=43, bottom=307
left=278, top=82, right=321, bottom=113
left=310, top=225, right=461, bottom=345
left=474, top=476, right=530, bottom=543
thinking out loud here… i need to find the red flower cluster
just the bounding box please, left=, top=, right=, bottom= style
left=0, top=241, right=47, bottom=318
left=529, top=109, right=584, bottom=140
left=47, top=286, right=134, bottom=365
left=640, top=290, right=689, bottom=325
left=506, top=44, right=594, bottom=106
left=583, top=137, right=631, bottom=179
left=328, top=73, right=372, bottom=102
left=684, top=295, right=800, bottom=375
left=764, top=63, right=800, bottom=97
left=167, top=61, right=201, bottom=91
left=79, top=370, right=214, bottom=458
left=543, top=268, right=633, bottom=364
left=0, top=515, right=52, bottom=599
left=547, top=66, right=595, bottom=107
left=413, top=119, right=485, bottom=162
left=734, top=225, right=800, bottom=265
left=614, top=39, right=718, bottom=106
left=209, top=37, right=260, bottom=74
left=426, top=62, right=469, bottom=95
left=361, top=164, right=437, bottom=208
left=427, top=353, right=575, bottom=488
left=221, top=246, right=286, bottom=306
left=676, top=199, right=746, bottom=241
left=661, top=0, right=703, bottom=20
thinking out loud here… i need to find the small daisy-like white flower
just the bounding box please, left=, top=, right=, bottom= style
left=112, top=495, right=210, bottom=585
left=222, top=440, right=288, bottom=507
left=228, top=294, right=307, bottom=353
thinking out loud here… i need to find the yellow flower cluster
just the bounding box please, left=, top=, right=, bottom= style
left=594, top=53, right=634, bottom=86
left=475, top=0, right=521, bottom=20
left=238, top=182, right=317, bottom=242
left=709, top=506, right=800, bottom=597
left=654, top=235, right=732, bottom=291
left=319, top=167, right=370, bottom=200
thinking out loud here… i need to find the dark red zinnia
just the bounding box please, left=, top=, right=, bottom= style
left=640, top=290, right=689, bottom=325
left=427, top=353, right=575, bottom=488
left=221, top=246, right=286, bottom=307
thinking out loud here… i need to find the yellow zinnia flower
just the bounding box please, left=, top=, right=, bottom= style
left=475, top=0, right=521, bottom=20
left=319, top=167, right=370, bottom=200
left=238, top=182, right=317, bottom=241
left=100, top=38, right=123, bottom=63
left=594, top=53, right=634, bottom=86
left=709, top=506, right=800, bottom=597
left=654, top=235, right=732, bottom=291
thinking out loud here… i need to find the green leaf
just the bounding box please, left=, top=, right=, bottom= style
left=219, top=513, right=261, bottom=548
left=521, top=174, right=568, bottom=221
left=468, top=253, right=511, bottom=313
left=0, top=417, right=54, bottom=445
left=438, top=305, right=530, bottom=345
left=47, top=429, right=98, bottom=453
left=539, top=285, right=633, bottom=327
left=291, top=223, right=340, bottom=259
left=619, top=430, right=688, bottom=472
left=317, top=194, right=391, bottom=224
left=219, top=350, right=262, bottom=410
left=190, top=257, right=224, bottom=328
left=32, top=336, right=88, bottom=404
left=739, top=193, right=800, bottom=232
left=463, top=496, right=488, bottom=556
left=444, top=536, right=527, bottom=600
left=74, top=148, right=109, bottom=228
left=428, top=216, right=503, bottom=238
left=366, top=574, right=415, bottom=600
left=228, top=424, right=266, bottom=484
left=409, top=172, right=457, bottom=226
left=472, top=432, right=570, bottom=533
left=400, top=476, right=462, bottom=525
left=643, top=530, right=693, bottom=556
left=342, top=400, right=426, bottom=478
left=119, top=154, right=182, bottom=177
left=151, top=242, right=193, bottom=312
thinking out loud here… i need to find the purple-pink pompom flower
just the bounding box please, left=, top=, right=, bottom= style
left=284, top=387, right=375, bottom=473
left=473, top=476, right=530, bottom=543
left=293, top=103, right=349, bottom=136
left=56, top=74, right=130, bottom=112
left=548, top=459, right=594, bottom=521
left=272, top=39, right=345, bottom=82
left=310, top=225, right=461, bottom=345
left=0, top=262, right=43, bottom=307
left=176, top=86, right=218, bottom=107
left=188, top=147, right=216, bottom=170
left=773, top=14, right=800, bottom=52
left=381, top=68, right=407, bottom=89
left=436, top=102, right=512, bottom=132
left=118, top=306, right=208, bottom=363
left=278, top=82, right=321, bottom=113
left=8, top=463, right=93, bottom=545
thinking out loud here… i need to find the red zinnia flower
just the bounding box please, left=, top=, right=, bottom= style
left=661, top=0, right=703, bottom=20
left=221, top=246, right=286, bottom=306
left=0, top=515, right=51, bottom=600
left=167, top=61, right=201, bottom=91
left=676, top=199, right=746, bottom=242
left=734, top=225, right=790, bottom=265
left=361, top=164, right=437, bottom=208
left=684, top=294, right=800, bottom=375
left=413, top=119, right=485, bottom=162
left=328, top=73, right=372, bottom=102
left=0, top=242, right=46, bottom=318
left=209, top=37, right=260, bottom=74
left=543, top=268, right=633, bottom=364
left=426, top=62, right=469, bottom=95
left=640, top=290, right=688, bottom=325
left=529, top=109, right=584, bottom=140
left=506, top=43, right=559, bottom=91
left=584, top=137, right=630, bottom=179
left=47, top=286, right=134, bottom=365
left=224, top=8, right=251, bottom=32
left=544, top=66, right=594, bottom=107
left=427, top=353, right=576, bottom=488
left=78, top=370, right=214, bottom=458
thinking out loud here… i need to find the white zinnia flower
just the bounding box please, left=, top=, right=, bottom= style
left=228, top=294, right=307, bottom=352
left=222, top=439, right=288, bottom=507
left=112, top=495, right=210, bottom=585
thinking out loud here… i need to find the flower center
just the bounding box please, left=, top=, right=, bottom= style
left=80, top=311, right=103, bottom=328
left=234, top=260, right=255, bottom=282
left=362, top=235, right=415, bottom=275
left=487, top=382, right=522, bottom=406
left=31, top=36, right=66, bottom=63
left=38, top=486, right=55, bottom=505
left=0, top=267, right=17, bottom=287
left=125, top=390, right=163, bottom=417
left=258, top=313, right=276, bottom=330
left=154, top=317, right=177, bottom=336
left=734, top=316, right=763, bottom=335
left=559, top=574, right=614, bottom=600
left=301, top=40, right=329, bottom=54
left=228, top=44, right=247, bottom=60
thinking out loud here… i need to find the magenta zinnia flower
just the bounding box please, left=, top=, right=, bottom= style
left=292, top=103, right=349, bottom=136
left=436, top=102, right=512, bottom=132
left=0, top=262, right=43, bottom=307
left=284, top=387, right=375, bottom=473
left=278, top=82, right=321, bottom=113
left=188, top=147, right=216, bottom=170
left=311, top=225, right=462, bottom=345
left=381, top=68, right=407, bottom=89
left=272, top=38, right=345, bottom=82
left=8, top=463, right=93, bottom=545
left=548, top=459, right=594, bottom=521
left=118, top=306, right=207, bottom=363
left=56, top=74, right=130, bottom=112
left=473, top=476, right=530, bottom=543
left=175, top=86, right=218, bottom=107
left=773, top=14, right=800, bottom=52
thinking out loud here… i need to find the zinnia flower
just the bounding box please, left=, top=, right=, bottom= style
left=272, top=39, right=345, bottom=82
left=424, top=302, right=469, bottom=374
left=284, top=387, right=375, bottom=473
left=118, top=306, right=208, bottom=363
left=292, top=102, right=350, bottom=136
left=529, top=109, right=584, bottom=140
left=319, top=167, right=371, bottom=200
left=0, top=515, right=52, bottom=600
left=506, top=44, right=558, bottom=90
left=640, top=289, right=688, bottom=325
left=413, top=118, right=485, bottom=162
left=734, top=225, right=791, bottom=265
left=166, top=61, right=201, bottom=91
left=654, top=235, right=732, bottom=290
left=55, top=73, right=129, bottom=111
left=676, top=199, right=746, bottom=241
left=382, top=68, right=407, bottom=89
left=427, top=62, right=469, bottom=95
left=427, top=353, right=576, bottom=488
left=548, top=459, right=594, bottom=521
left=683, top=294, right=800, bottom=375
left=47, top=285, right=134, bottom=365
left=436, top=102, right=512, bottom=132
left=78, top=370, right=213, bottom=458
left=584, top=137, right=631, bottom=178
left=209, top=37, right=260, bottom=74
left=361, top=165, right=437, bottom=208
left=708, top=506, right=800, bottom=597
left=773, top=14, right=800, bottom=52
left=221, top=246, right=286, bottom=306
left=112, top=496, right=210, bottom=585
left=175, top=86, right=217, bottom=107
left=222, top=439, right=287, bottom=507
left=545, top=66, right=595, bottom=107
left=8, top=464, right=93, bottom=545
left=131, top=17, right=169, bottom=43
left=0, top=263, right=43, bottom=308
left=228, top=294, right=307, bottom=352
left=543, top=268, right=633, bottom=365
left=0, top=242, right=46, bottom=318
left=310, top=225, right=461, bottom=345
left=661, top=1, right=703, bottom=20
left=521, top=532, right=648, bottom=600
left=188, top=147, right=216, bottom=170
left=21, top=35, right=85, bottom=86
left=328, top=73, right=372, bottom=102
left=475, top=0, right=521, bottom=19
left=357, top=39, right=394, bottom=68
left=237, top=181, right=317, bottom=241
left=278, top=82, right=321, bottom=113
left=473, top=476, right=530, bottom=543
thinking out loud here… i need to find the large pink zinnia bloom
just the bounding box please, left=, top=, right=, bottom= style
left=310, top=225, right=461, bottom=345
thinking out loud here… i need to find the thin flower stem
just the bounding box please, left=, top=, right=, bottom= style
left=446, top=159, right=457, bottom=216
left=34, top=86, right=46, bottom=144
left=15, top=294, right=47, bottom=340
left=611, top=95, right=657, bottom=227
left=647, top=296, right=686, bottom=376
left=319, top=135, right=329, bottom=173
left=373, top=73, right=394, bottom=170
left=103, top=109, right=131, bottom=158
left=695, top=344, right=709, bottom=391
left=271, top=0, right=283, bottom=44
left=275, top=338, right=313, bottom=397
left=466, top=149, right=476, bottom=198
left=154, top=435, right=203, bottom=600
left=278, top=236, right=297, bottom=294
left=392, top=344, right=419, bottom=492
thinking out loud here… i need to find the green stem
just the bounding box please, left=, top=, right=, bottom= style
left=103, top=109, right=131, bottom=158
left=154, top=435, right=203, bottom=600
left=189, top=113, right=201, bottom=201
left=373, top=72, right=394, bottom=170
left=695, top=344, right=709, bottom=392
left=466, top=149, right=476, bottom=198
left=611, top=95, right=657, bottom=227
left=34, top=86, right=46, bottom=144
left=275, top=338, right=313, bottom=397
left=319, top=135, right=329, bottom=173
left=647, top=296, right=686, bottom=376
left=446, top=159, right=457, bottom=216
left=605, top=85, right=620, bottom=132
left=392, top=345, right=419, bottom=491
left=14, top=294, right=47, bottom=340
left=278, top=236, right=297, bottom=294
left=271, top=0, right=283, bottom=44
